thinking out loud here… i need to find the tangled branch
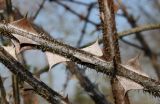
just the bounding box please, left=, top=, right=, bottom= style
left=0, top=23, right=160, bottom=97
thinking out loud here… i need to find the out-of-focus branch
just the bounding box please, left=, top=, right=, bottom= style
left=33, top=0, right=46, bottom=20
left=52, top=0, right=98, bottom=26
left=12, top=75, right=20, bottom=104
left=120, top=4, right=160, bottom=80
left=0, top=46, right=68, bottom=104
left=0, top=76, right=9, bottom=104
left=52, top=0, right=94, bottom=6
left=67, top=62, right=111, bottom=104
left=76, top=3, right=94, bottom=47
left=120, top=38, right=144, bottom=50
left=5, top=0, right=12, bottom=21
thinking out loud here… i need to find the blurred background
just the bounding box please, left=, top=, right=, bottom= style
left=0, top=0, right=160, bottom=104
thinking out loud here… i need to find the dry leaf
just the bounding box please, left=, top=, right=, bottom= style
left=117, top=55, right=149, bottom=93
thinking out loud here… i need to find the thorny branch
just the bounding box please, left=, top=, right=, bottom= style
left=0, top=23, right=160, bottom=97
left=1, top=1, right=159, bottom=104
left=0, top=46, right=68, bottom=104
left=98, top=0, right=130, bottom=104
left=98, top=0, right=112, bottom=61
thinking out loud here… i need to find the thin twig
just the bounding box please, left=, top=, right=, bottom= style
left=55, top=0, right=92, bottom=6
left=33, top=0, right=46, bottom=20
left=53, top=0, right=98, bottom=26
left=67, top=62, right=111, bottom=104
left=76, top=3, right=93, bottom=47
left=119, top=24, right=160, bottom=37
left=120, top=38, right=144, bottom=50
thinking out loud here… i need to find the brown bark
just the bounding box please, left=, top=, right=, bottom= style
left=97, top=0, right=130, bottom=104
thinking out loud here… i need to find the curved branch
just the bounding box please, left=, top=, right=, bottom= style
left=81, top=23, right=160, bottom=48
left=118, top=24, right=160, bottom=37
